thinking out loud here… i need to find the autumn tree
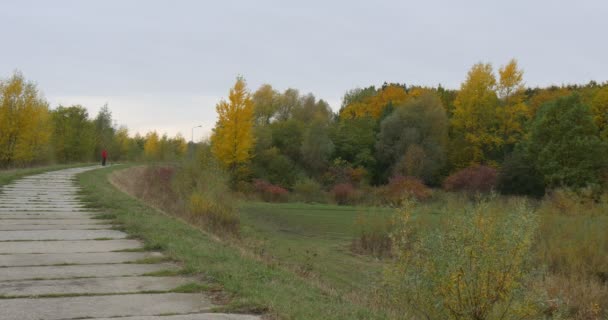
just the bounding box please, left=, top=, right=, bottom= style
left=591, top=86, right=608, bottom=139
left=144, top=131, right=160, bottom=160
left=497, top=59, right=530, bottom=152
left=340, top=84, right=408, bottom=119
left=211, top=77, right=255, bottom=181
left=450, top=63, right=500, bottom=167
left=114, top=126, right=131, bottom=161
left=0, top=72, right=52, bottom=167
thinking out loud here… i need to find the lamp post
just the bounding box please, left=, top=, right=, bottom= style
left=191, top=125, right=202, bottom=143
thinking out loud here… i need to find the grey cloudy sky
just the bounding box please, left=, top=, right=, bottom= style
left=1, top=0, right=607, bottom=139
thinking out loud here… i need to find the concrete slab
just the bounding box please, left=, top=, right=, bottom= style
left=0, top=251, right=160, bottom=267
left=0, top=239, right=142, bottom=254
left=0, top=219, right=108, bottom=225
left=0, top=263, right=175, bottom=281
left=0, top=229, right=127, bottom=241
left=90, top=314, right=261, bottom=320
left=0, top=213, right=96, bottom=219
left=0, top=276, right=192, bottom=297
left=0, top=293, right=213, bottom=320
left=0, top=224, right=113, bottom=230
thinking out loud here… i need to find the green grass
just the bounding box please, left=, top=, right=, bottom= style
left=0, top=163, right=95, bottom=186
left=239, top=202, right=394, bottom=293
left=78, top=165, right=385, bottom=319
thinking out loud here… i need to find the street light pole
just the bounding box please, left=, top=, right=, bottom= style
left=191, top=125, right=203, bottom=143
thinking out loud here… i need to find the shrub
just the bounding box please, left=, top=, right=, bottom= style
left=382, top=175, right=432, bottom=205
left=188, top=192, right=239, bottom=235
left=443, top=165, right=498, bottom=193
left=383, top=199, right=540, bottom=319
left=497, top=152, right=545, bottom=198
left=253, top=179, right=289, bottom=202
left=351, top=213, right=394, bottom=258
left=173, top=145, right=239, bottom=235
left=331, top=183, right=359, bottom=205
left=292, top=178, right=326, bottom=203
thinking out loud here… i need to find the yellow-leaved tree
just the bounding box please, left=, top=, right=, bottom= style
left=211, top=77, right=255, bottom=181
left=497, top=59, right=530, bottom=149
left=0, top=72, right=52, bottom=167
left=340, top=84, right=409, bottom=119
left=591, top=86, right=608, bottom=140
left=144, top=131, right=160, bottom=160
left=450, top=63, right=500, bottom=167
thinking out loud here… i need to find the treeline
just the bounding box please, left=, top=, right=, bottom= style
left=211, top=59, right=608, bottom=197
left=0, top=72, right=187, bottom=168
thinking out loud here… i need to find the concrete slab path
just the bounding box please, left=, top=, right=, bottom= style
left=0, top=166, right=261, bottom=320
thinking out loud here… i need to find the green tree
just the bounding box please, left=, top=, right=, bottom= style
left=376, top=93, right=448, bottom=184
left=300, top=119, right=334, bottom=175
left=51, top=105, right=95, bottom=162
left=525, top=94, right=608, bottom=188
left=330, top=117, right=377, bottom=169
left=94, top=104, right=116, bottom=159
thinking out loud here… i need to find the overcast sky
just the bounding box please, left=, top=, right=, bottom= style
left=1, top=0, right=607, bottom=139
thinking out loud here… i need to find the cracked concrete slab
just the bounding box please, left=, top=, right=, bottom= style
left=0, top=251, right=161, bottom=267
left=0, top=276, right=192, bottom=297
left=0, top=229, right=127, bottom=241
left=0, top=293, right=214, bottom=320
left=0, top=263, right=176, bottom=281
left=0, top=239, right=142, bottom=254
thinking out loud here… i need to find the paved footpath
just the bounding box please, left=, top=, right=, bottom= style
left=0, top=167, right=260, bottom=320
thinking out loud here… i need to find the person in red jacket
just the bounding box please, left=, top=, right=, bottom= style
left=101, top=149, right=108, bottom=166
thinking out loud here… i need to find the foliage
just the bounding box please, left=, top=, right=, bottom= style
left=450, top=63, right=500, bottom=167
left=252, top=147, right=300, bottom=188
left=340, top=84, right=409, bottom=119
left=0, top=72, right=52, bottom=167
left=379, top=175, right=432, bottom=205
left=173, top=145, right=239, bottom=235
left=211, top=77, right=255, bottom=181
left=524, top=94, right=608, bottom=188
left=331, top=183, right=359, bottom=205
left=253, top=179, right=289, bottom=202
left=330, top=117, right=377, bottom=169
left=497, top=152, right=545, bottom=198
left=376, top=92, right=448, bottom=184
left=51, top=105, right=95, bottom=162
left=300, top=119, right=334, bottom=174
left=383, top=200, right=540, bottom=320
left=352, top=213, right=394, bottom=258
left=292, top=178, right=326, bottom=203
left=591, top=86, right=608, bottom=139
left=443, top=165, right=498, bottom=194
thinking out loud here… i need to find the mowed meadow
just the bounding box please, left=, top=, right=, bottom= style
left=2, top=59, right=608, bottom=320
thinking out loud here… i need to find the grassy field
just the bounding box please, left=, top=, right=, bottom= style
left=80, top=164, right=608, bottom=319
left=0, top=163, right=95, bottom=186
left=239, top=202, right=394, bottom=295
left=78, top=165, right=387, bottom=320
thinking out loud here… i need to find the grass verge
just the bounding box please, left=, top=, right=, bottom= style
left=78, top=165, right=384, bottom=319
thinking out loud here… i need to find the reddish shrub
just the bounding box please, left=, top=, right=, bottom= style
left=331, top=183, right=358, bottom=205
left=385, top=175, right=432, bottom=203
left=443, top=165, right=498, bottom=193
left=253, top=179, right=289, bottom=202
